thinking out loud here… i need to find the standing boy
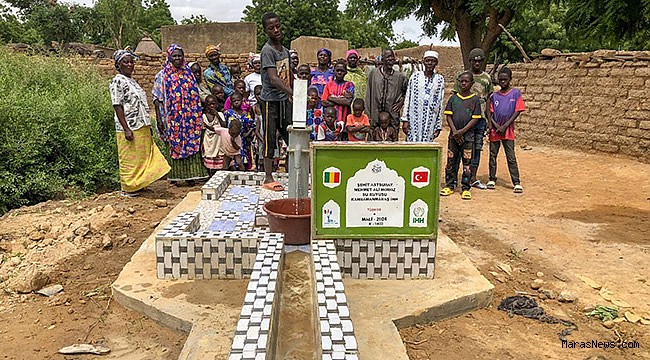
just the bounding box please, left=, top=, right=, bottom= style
left=441, top=72, right=482, bottom=200
left=259, top=12, right=293, bottom=191
left=322, top=60, right=355, bottom=139
left=454, top=48, right=494, bottom=189
left=487, top=67, right=524, bottom=193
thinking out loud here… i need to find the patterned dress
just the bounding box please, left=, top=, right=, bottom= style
left=204, top=62, right=235, bottom=97
left=401, top=70, right=445, bottom=142
left=151, top=44, right=208, bottom=181
left=224, top=109, right=255, bottom=170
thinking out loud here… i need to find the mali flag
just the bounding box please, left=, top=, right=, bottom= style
left=323, top=170, right=341, bottom=185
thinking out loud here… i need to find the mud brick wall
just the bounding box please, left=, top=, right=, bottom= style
left=508, top=60, right=650, bottom=163
left=73, top=52, right=252, bottom=105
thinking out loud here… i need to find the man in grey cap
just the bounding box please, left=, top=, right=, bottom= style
left=454, top=47, right=494, bottom=189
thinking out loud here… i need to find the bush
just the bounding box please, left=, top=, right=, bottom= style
left=0, top=49, right=119, bottom=214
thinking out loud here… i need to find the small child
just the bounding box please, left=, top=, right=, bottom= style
left=306, top=87, right=324, bottom=141
left=253, top=85, right=264, bottom=171
left=224, top=79, right=252, bottom=113
left=201, top=95, right=226, bottom=174
left=218, top=118, right=245, bottom=170
left=316, top=107, right=344, bottom=141
left=321, top=60, right=354, bottom=140
left=487, top=67, right=524, bottom=193
left=224, top=93, right=255, bottom=170
left=229, top=64, right=242, bottom=80
left=346, top=98, right=370, bottom=141
left=297, top=64, right=311, bottom=81
left=211, top=84, right=226, bottom=111
left=440, top=71, right=482, bottom=200
left=371, top=112, right=398, bottom=142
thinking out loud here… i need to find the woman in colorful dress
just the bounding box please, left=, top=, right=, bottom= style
left=401, top=50, right=445, bottom=142
left=203, top=44, right=235, bottom=97
left=152, top=44, right=209, bottom=183
left=110, top=49, right=170, bottom=196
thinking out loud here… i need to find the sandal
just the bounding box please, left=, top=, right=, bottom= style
left=486, top=180, right=496, bottom=189
left=471, top=180, right=488, bottom=190
left=262, top=181, right=285, bottom=192
left=440, top=187, right=454, bottom=196
left=513, top=184, right=523, bottom=193
left=120, top=191, right=139, bottom=197
left=461, top=190, right=472, bottom=200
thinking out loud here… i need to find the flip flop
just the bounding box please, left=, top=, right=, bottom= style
left=513, top=184, right=523, bottom=193
left=440, top=187, right=454, bottom=196
left=262, top=181, right=284, bottom=192
left=486, top=180, right=496, bottom=189
left=461, top=190, right=472, bottom=200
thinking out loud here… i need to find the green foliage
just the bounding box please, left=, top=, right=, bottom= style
left=180, top=14, right=211, bottom=25
left=25, top=4, right=85, bottom=45
left=95, top=0, right=143, bottom=48
left=393, top=38, right=419, bottom=50
left=0, top=49, right=119, bottom=214
left=140, top=0, right=176, bottom=46
left=0, top=4, right=42, bottom=44
left=242, top=0, right=393, bottom=50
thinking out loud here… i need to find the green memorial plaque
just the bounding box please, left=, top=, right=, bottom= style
left=311, top=142, right=442, bottom=239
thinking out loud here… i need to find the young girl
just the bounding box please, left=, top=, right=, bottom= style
left=306, top=87, right=323, bottom=141
left=218, top=118, right=245, bottom=170
left=321, top=59, right=355, bottom=140
left=487, top=67, right=524, bottom=193
left=372, top=112, right=398, bottom=142
left=224, top=79, right=252, bottom=113
left=346, top=98, right=370, bottom=141
left=316, top=107, right=344, bottom=141
left=201, top=95, right=226, bottom=174
left=253, top=85, right=264, bottom=171
left=211, top=84, right=226, bottom=111
left=230, top=64, right=242, bottom=80
left=224, top=92, right=255, bottom=170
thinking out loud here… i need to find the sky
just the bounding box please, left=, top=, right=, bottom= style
left=73, top=0, right=459, bottom=47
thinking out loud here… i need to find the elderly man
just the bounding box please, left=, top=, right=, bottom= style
left=401, top=50, right=445, bottom=142
left=344, top=49, right=367, bottom=100
left=365, top=48, right=407, bottom=129
left=204, top=44, right=234, bottom=97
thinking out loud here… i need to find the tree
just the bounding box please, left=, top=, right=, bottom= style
left=26, top=4, right=84, bottom=45
left=242, top=0, right=393, bottom=50
left=243, top=0, right=341, bottom=50
left=181, top=14, right=211, bottom=25
left=0, top=4, right=42, bottom=44
left=140, top=0, right=176, bottom=46
left=95, top=0, right=143, bottom=48
left=393, top=38, right=419, bottom=50
left=361, top=0, right=529, bottom=69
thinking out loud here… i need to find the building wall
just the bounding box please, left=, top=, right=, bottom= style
left=160, top=23, right=257, bottom=54
left=508, top=59, right=650, bottom=162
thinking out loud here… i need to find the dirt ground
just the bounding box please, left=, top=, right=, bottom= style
left=0, top=142, right=649, bottom=360
left=400, top=143, right=650, bottom=360
left=0, top=181, right=197, bottom=360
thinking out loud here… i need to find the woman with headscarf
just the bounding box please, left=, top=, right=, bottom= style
left=110, top=49, right=170, bottom=196
left=401, top=50, right=445, bottom=142
left=344, top=49, right=367, bottom=100
left=244, top=53, right=262, bottom=106
left=203, top=44, right=235, bottom=97
left=310, top=48, right=334, bottom=97
left=152, top=44, right=209, bottom=183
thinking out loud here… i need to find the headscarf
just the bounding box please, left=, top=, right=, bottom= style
left=346, top=49, right=359, bottom=60
left=205, top=44, right=221, bottom=57
left=112, top=48, right=138, bottom=71
left=161, top=44, right=203, bottom=159
left=247, top=52, right=261, bottom=72
left=317, top=48, right=332, bottom=66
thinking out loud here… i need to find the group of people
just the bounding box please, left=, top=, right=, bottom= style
left=108, top=11, right=524, bottom=197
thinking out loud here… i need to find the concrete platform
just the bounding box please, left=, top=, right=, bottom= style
left=112, top=191, right=493, bottom=360
left=112, top=191, right=246, bottom=360
left=343, top=234, right=494, bottom=360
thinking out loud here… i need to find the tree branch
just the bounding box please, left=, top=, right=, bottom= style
left=429, top=0, right=453, bottom=23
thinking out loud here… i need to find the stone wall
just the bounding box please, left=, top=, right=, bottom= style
left=508, top=59, right=650, bottom=163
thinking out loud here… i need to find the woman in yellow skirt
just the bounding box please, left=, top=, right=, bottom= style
left=109, top=49, right=170, bottom=196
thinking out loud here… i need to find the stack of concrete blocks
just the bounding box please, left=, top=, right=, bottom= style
left=229, top=233, right=284, bottom=360
left=313, top=241, right=359, bottom=360
left=334, top=238, right=436, bottom=279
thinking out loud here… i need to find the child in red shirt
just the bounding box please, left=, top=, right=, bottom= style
left=346, top=98, right=370, bottom=141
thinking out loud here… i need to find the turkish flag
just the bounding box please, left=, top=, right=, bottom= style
left=412, top=171, right=429, bottom=183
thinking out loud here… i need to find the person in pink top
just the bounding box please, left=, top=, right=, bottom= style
left=487, top=67, right=525, bottom=193
left=224, top=79, right=252, bottom=113
left=321, top=60, right=355, bottom=140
